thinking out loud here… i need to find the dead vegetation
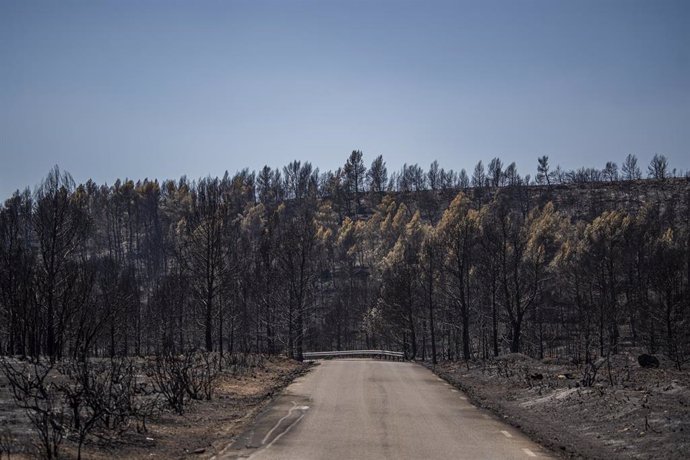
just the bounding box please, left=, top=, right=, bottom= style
left=148, top=351, right=221, bottom=415
left=431, top=351, right=690, bottom=459
left=0, top=353, right=308, bottom=459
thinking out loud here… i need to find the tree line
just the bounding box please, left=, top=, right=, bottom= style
left=0, top=152, right=688, bottom=368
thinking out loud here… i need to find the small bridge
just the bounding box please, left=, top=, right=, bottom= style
left=302, top=349, right=405, bottom=361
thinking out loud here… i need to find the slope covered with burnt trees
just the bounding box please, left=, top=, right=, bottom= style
left=1, top=152, right=689, bottom=368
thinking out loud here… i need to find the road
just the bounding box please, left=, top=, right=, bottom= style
left=219, top=359, right=553, bottom=459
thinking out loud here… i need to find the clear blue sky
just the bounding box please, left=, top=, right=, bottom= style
left=1, top=0, right=688, bottom=197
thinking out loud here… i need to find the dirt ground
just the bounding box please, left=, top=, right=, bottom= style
left=0, top=356, right=311, bottom=459
left=429, top=351, right=690, bottom=459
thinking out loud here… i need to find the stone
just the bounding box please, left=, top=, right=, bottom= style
left=637, top=354, right=660, bottom=368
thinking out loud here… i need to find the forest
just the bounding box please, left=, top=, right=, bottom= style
left=0, top=152, right=688, bottom=369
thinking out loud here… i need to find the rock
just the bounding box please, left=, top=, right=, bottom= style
left=638, top=354, right=660, bottom=368
left=193, top=448, right=206, bottom=454
left=530, top=373, right=543, bottom=380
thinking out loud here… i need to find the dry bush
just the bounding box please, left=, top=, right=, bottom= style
left=185, top=351, right=220, bottom=401
left=148, top=351, right=220, bottom=414
left=0, top=359, right=66, bottom=459
left=58, top=358, right=159, bottom=458
left=148, top=354, right=188, bottom=414
left=224, top=352, right=266, bottom=376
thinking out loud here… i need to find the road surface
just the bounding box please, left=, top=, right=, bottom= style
left=219, top=359, right=553, bottom=459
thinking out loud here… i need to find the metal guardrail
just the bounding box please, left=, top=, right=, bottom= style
left=302, top=350, right=405, bottom=361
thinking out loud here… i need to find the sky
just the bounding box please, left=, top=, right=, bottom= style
left=1, top=0, right=688, bottom=197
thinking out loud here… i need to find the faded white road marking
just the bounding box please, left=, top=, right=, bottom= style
left=261, top=402, right=309, bottom=445
left=264, top=413, right=306, bottom=449
left=500, top=430, right=513, bottom=438
left=262, top=402, right=297, bottom=444
left=523, top=448, right=537, bottom=457
left=251, top=412, right=307, bottom=459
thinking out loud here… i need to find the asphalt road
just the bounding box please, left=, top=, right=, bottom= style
left=220, top=359, right=553, bottom=459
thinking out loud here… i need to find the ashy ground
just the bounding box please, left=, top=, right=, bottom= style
left=429, top=352, right=690, bottom=459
